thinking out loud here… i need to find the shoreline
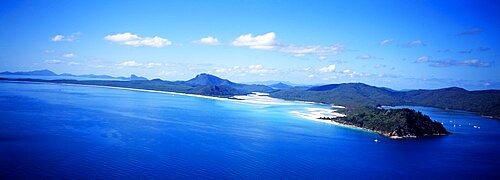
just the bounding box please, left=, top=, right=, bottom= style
left=0, top=79, right=319, bottom=107
left=1, top=79, right=448, bottom=139
left=0, top=79, right=371, bottom=134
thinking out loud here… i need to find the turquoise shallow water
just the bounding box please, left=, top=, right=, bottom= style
left=1, top=81, right=499, bottom=179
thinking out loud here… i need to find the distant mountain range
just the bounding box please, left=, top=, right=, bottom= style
left=0, top=69, right=148, bottom=81
left=1, top=70, right=499, bottom=118
left=0, top=69, right=58, bottom=76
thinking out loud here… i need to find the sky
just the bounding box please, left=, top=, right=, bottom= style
left=0, top=0, right=499, bottom=90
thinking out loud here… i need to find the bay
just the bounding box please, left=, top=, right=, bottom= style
left=1, top=81, right=499, bottom=179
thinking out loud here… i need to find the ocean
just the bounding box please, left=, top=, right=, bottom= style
left=1, top=81, right=499, bottom=179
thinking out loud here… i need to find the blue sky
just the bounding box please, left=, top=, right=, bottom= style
left=0, top=0, right=499, bottom=90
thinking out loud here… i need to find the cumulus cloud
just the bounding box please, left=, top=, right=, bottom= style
left=380, top=39, right=394, bottom=45
left=319, top=64, right=336, bottom=73
left=457, top=28, right=482, bottom=36
left=51, top=33, right=80, bottom=42
left=232, top=32, right=276, bottom=49
left=63, top=53, right=76, bottom=58
left=404, top=40, right=426, bottom=47
left=231, top=32, right=344, bottom=58
left=197, top=36, right=219, bottom=45
left=104, top=33, right=172, bottom=48
left=52, top=35, right=65, bottom=41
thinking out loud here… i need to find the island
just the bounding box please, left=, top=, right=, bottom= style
left=319, top=108, right=449, bottom=138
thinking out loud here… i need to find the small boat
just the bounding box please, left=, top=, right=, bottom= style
left=374, top=139, right=379, bottom=143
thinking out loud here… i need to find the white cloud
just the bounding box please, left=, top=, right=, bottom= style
left=232, top=32, right=344, bottom=58
left=356, top=54, right=372, bottom=60
left=116, top=60, right=143, bottom=67
left=319, top=64, right=336, bottom=73
left=51, top=33, right=80, bottom=42
left=159, top=70, right=178, bottom=76
left=214, top=64, right=276, bottom=76
left=197, top=36, right=219, bottom=45
left=52, top=35, right=65, bottom=42
left=453, top=59, right=490, bottom=67
left=44, top=59, right=63, bottom=64
left=116, top=60, right=163, bottom=68
left=145, top=62, right=162, bottom=68
left=380, top=39, right=394, bottom=45
left=67, top=62, right=80, bottom=66
left=415, top=57, right=490, bottom=67
left=232, top=32, right=276, bottom=49
left=63, top=53, right=76, bottom=58
left=308, top=74, right=315, bottom=78
left=339, top=69, right=371, bottom=78
left=104, top=33, right=172, bottom=48
left=280, top=44, right=343, bottom=56
left=415, top=56, right=430, bottom=63
left=404, top=40, right=426, bottom=47
left=318, top=56, right=327, bottom=60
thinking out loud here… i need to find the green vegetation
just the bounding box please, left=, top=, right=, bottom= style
left=321, top=108, right=449, bottom=138
left=270, top=83, right=500, bottom=119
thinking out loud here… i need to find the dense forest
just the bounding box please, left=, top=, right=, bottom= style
left=320, top=108, right=449, bottom=138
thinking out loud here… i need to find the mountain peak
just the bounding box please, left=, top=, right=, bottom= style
left=269, top=82, right=292, bottom=89
left=187, top=73, right=233, bottom=86
left=196, top=73, right=218, bottom=78
left=129, top=74, right=148, bottom=81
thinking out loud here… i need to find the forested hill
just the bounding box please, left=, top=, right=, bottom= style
left=270, top=83, right=500, bottom=119
left=322, top=108, right=450, bottom=138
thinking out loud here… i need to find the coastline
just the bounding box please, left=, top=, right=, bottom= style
left=0, top=80, right=372, bottom=135
left=0, top=79, right=314, bottom=107
left=1, top=79, right=447, bottom=139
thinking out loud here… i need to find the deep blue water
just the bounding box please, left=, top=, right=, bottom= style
left=1, top=81, right=499, bottom=179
